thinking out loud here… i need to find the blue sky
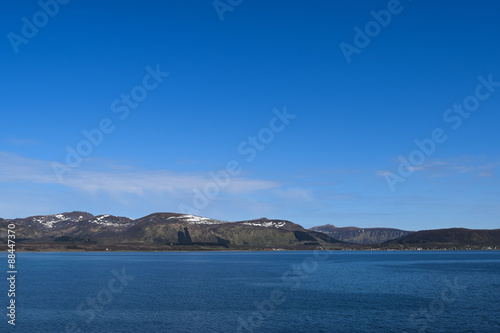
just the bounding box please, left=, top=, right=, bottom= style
left=1, top=0, right=499, bottom=230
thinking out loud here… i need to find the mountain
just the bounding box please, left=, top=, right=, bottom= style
left=309, top=224, right=413, bottom=244
left=0, top=211, right=133, bottom=242
left=2, top=212, right=498, bottom=251
left=384, top=228, right=500, bottom=249
left=0, top=212, right=344, bottom=251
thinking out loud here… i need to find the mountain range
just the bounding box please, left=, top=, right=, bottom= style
left=309, top=224, right=413, bottom=244
left=1, top=211, right=498, bottom=251
left=0, top=211, right=343, bottom=251
left=384, top=228, right=500, bottom=249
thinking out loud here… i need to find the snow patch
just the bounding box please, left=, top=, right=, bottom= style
left=241, top=221, right=286, bottom=228
left=168, top=215, right=225, bottom=225
left=89, top=215, right=131, bottom=227
left=32, top=214, right=70, bottom=228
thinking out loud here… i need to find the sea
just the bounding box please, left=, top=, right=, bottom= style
left=1, top=251, right=499, bottom=333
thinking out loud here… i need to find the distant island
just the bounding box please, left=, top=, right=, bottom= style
left=1, top=212, right=499, bottom=251
left=310, top=224, right=414, bottom=244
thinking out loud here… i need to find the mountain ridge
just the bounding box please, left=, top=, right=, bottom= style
left=1, top=211, right=499, bottom=251
left=0, top=211, right=344, bottom=251
left=310, top=224, right=413, bottom=244
left=384, top=228, right=500, bottom=249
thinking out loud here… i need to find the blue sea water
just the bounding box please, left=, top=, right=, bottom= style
left=1, top=251, right=500, bottom=333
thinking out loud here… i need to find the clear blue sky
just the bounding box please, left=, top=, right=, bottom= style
left=1, top=0, right=499, bottom=230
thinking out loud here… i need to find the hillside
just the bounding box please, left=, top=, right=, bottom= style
left=2, top=212, right=499, bottom=251
left=0, top=212, right=344, bottom=251
left=310, top=224, right=413, bottom=244
left=384, top=228, right=500, bottom=249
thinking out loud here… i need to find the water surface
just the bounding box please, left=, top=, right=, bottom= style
left=1, top=251, right=499, bottom=332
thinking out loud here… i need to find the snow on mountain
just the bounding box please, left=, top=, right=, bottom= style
left=168, top=214, right=226, bottom=225
left=241, top=221, right=287, bottom=228
left=88, top=215, right=133, bottom=228
left=13, top=212, right=133, bottom=229
left=30, top=213, right=89, bottom=228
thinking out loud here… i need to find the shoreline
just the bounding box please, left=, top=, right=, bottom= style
left=2, top=248, right=498, bottom=253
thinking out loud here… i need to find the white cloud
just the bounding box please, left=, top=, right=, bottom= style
left=478, top=171, right=494, bottom=178
left=378, top=158, right=499, bottom=179
left=0, top=151, right=279, bottom=196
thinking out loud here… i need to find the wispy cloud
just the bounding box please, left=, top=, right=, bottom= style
left=478, top=171, right=494, bottom=178
left=0, top=151, right=279, bottom=196
left=477, top=162, right=499, bottom=178
left=377, top=158, right=499, bottom=179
